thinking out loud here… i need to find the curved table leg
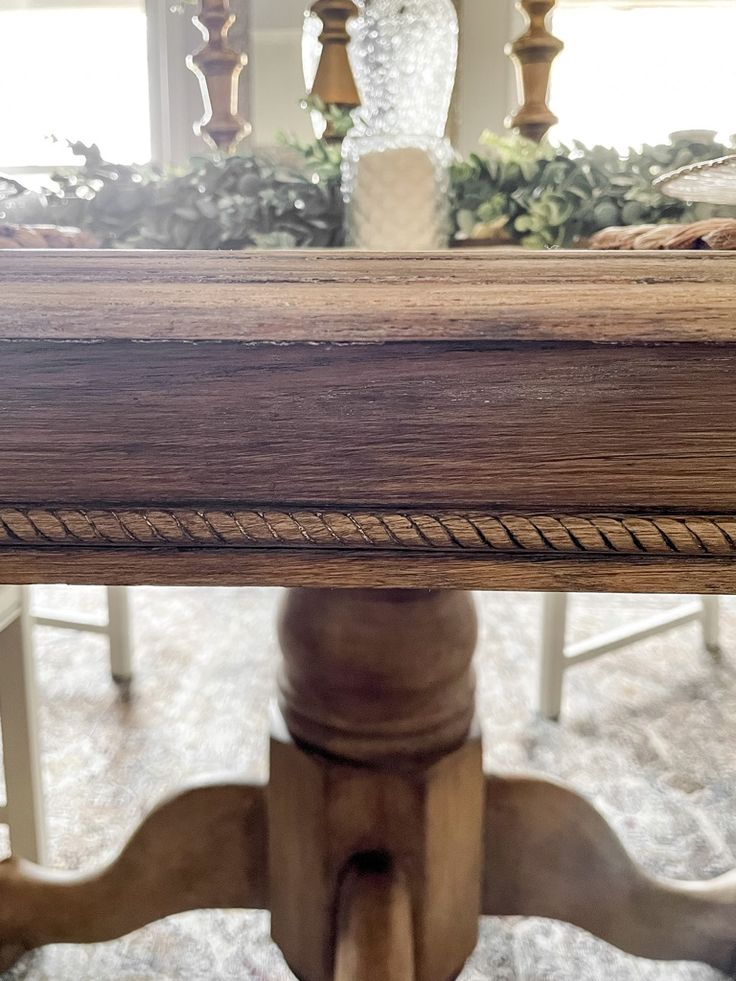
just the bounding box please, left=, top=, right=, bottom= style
left=4, top=587, right=735, bottom=981
left=0, top=780, right=267, bottom=971
left=483, top=773, right=736, bottom=975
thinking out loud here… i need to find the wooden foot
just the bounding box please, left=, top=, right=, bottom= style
left=483, top=774, right=736, bottom=975
left=0, top=780, right=267, bottom=969
left=270, top=588, right=483, bottom=981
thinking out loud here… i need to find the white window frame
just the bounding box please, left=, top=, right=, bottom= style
left=0, top=0, right=533, bottom=171
left=550, top=0, right=736, bottom=147
left=0, top=0, right=251, bottom=175
left=4, top=0, right=729, bottom=176
left=457, top=0, right=736, bottom=153
left=1, top=0, right=158, bottom=176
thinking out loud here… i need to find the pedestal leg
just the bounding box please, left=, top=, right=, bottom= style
left=268, top=588, right=484, bottom=981
left=483, top=774, right=736, bottom=975
left=0, top=780, right=267, bottom=971
left=3, top=586, right=735, bottom=980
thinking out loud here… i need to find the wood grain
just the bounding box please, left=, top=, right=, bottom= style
left=269, top=590, right=483, bottom=981
left=2, top=342, right=736, bottom=511
left=2, top=250, right=736, bottom=591
left=335, top=857, right=415, bottom=981
left=0, top=780, right=267, bottom=970
left=1, top=548, right=735, bottom=593
left=2, top=250, right=736, bottom=344
left=484, top=774, right=736, bottom=974
left=5, top=249, right=736, bottom=980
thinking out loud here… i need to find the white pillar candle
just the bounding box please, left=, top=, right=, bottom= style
left=348, top=146, right=448, bottom=250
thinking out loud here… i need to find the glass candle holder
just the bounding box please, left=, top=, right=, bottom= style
left=341, top=0, right=458, bottom=250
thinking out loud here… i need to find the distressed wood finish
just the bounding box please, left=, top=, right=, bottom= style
left=2, top=250, right=736, bottom=978
left=1, top=251, right=736, bottom=592
left=4, top=342, right=736, bottom=512
left=483, top=775, right=736, bottom=974
left=269, top=589, right=483, bottom=981
left=2, top=549, right=736, bottom=594
left=2, top=250, right=736, bottom=344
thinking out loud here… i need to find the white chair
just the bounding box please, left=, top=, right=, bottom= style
left=0, top=585, right=131, bottom=864
left=539, top=593, right=720, bottom=721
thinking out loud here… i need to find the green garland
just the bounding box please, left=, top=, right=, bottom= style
left=1, top=141, right=343, bottom=250
left=451, top=131, right=734, bottom=248
left=1, top=132, right=732, bottom=250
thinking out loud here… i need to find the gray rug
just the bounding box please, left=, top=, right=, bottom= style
left=3, top=586, right=735, bottom=981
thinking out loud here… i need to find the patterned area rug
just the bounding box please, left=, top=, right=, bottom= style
left=3, top=586, right=735, bottom=981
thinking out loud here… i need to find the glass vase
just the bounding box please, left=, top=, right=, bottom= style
left=342, top=0, right=458, bottom=250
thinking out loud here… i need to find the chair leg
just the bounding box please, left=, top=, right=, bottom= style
left=700, top=595, right=721, bottom=657
left=0, top=590, right=46, bottom=865
left=106, top=587, right=132, bottom=687
left=538, top=593, right=568, bottom=721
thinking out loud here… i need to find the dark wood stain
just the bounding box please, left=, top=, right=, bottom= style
left=1, top=249, right=735, bottom=590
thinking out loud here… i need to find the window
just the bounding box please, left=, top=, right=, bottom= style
left=0, top=0, right=151, bottom=184
left=550, top=1, right=736, bottom=149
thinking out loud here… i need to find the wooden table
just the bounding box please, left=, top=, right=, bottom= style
left=1, top=250, right=736, bottom=980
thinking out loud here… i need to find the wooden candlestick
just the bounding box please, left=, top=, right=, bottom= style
left=187, top=0, right=251, bottom=154
left=506, top=0, right=563, bottom=143
left=309, top=0, right=361, bottom=142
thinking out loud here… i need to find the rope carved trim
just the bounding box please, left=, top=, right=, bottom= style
left=0, top=506, right=735, bottom=558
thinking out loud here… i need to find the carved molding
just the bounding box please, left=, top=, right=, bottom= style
left=1, top=506, right=735, bottom=559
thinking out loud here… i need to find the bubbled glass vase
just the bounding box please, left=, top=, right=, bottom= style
left=342, top=0, right=458, bottom=250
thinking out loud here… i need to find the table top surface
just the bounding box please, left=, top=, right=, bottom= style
left=2, top=249, right=735, bottom=344
left=1, top=249, right=735, bottom=594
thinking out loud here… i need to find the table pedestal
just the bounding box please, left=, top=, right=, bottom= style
left=1, top=589, right=735, bottom=979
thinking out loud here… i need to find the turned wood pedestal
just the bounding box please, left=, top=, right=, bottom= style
left=2, top=587, right=735, bottom=979
left=2, top=250, right=736, bottom=979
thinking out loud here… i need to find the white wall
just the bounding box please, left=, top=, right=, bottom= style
left=250, top=0, right=312, bottom=145
left=453, top=0, right=522, bottom=154
left=248, top=0, right=521, bottom=154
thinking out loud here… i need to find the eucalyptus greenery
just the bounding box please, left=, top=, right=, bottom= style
left=302, top=96, right=359, bottom=145
left=132, top=150, right=343, bottom=249
left=2, top=140, right=343, bottom=250
left=2, top=130, right=733, bottom=250
left=452, top=131, right=734, bottom=248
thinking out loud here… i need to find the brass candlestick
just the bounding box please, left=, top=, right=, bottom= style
left=308, top=0, right=361, bottom=142
left=506, top=0, right=563, bottom=143
left=187, top=0, right=250, bottom=153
